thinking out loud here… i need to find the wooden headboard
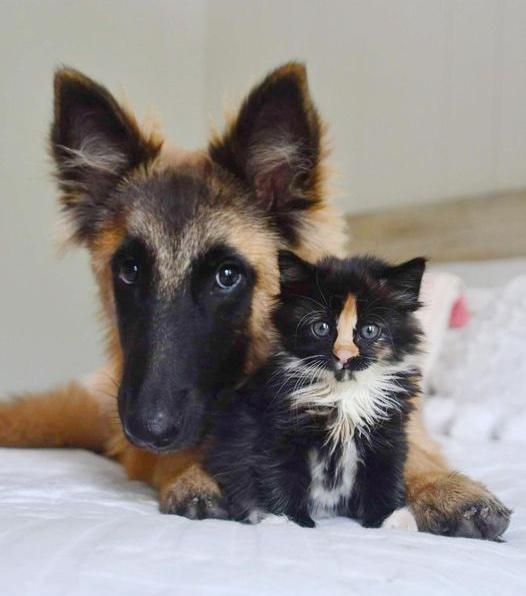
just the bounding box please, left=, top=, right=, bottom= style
left=345, top=190, right=526, bottom=262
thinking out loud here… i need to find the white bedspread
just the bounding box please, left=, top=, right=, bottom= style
left=0, top=440, right=524, bottom=596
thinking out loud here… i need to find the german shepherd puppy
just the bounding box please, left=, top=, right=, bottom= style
left=0, top=63, right=510, bottom=538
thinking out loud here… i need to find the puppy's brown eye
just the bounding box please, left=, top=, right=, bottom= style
left=360, top=324, right=380, bottom=341
left=119, top=258, right=139, bottom=285
left=216, top=262, right=242, bottom=289
left=311, top=321, right=330, bottom=337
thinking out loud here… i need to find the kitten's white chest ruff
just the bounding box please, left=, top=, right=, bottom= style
left=292, top=363, right=407, bottom=449
left=308, top=440, right=359, bottom=517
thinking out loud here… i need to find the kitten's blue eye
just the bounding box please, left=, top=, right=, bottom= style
left=360, top=324, right=381, bottom=340
left=311, top=321, right=330, bottom=338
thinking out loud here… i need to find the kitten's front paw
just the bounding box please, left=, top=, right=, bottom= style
left=287, top=510, right=316, bottom=528
left=381, top=507, right=418, bottom=531
left=160, top=465, right=229, bottom=520
left=410, top=472, right=512, bottom=540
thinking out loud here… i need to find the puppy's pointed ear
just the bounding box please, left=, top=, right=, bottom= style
left=278, top=250, right=314, bottom=288
left=209, top=63, right=324, bottom=217
left=383, top=257, right=427, bottom=310
left=51, top=68, right=161, bottom=242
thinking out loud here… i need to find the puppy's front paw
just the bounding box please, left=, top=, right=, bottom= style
left=454, top=500, right=511, bottom=541
left=410, top=472, right=512, bottom=540
left=381, top=507, right=418, bottom=531
left=160, top=465, right=229, bottom=520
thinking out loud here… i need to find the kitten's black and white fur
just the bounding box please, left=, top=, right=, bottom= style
left=206, top=251, right=426, bottom=529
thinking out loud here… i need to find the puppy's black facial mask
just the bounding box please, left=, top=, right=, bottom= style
left=112, top=238, right=255, bottom=451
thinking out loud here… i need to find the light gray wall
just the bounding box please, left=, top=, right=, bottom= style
left=205, top=0, right=526, bottom=214
left=0, top=0, right=206, bottom=394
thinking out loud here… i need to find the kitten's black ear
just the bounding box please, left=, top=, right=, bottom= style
left=383, top=257, right=427, bottom=310
left=209, top=63, right=324, bottom=220
left=51, top=68, right=161, bottom=242
left=278, top=250, right=314, bottom=288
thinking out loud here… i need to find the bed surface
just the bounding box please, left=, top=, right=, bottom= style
left=0, top=440, right=524, bottom=596
left=1, top=258, right=525, bottom=595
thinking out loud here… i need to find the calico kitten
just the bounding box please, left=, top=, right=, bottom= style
left=206, top=251, right=426, bottom=529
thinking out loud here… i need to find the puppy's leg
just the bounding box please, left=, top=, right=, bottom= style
left=0, top=380, right=113, bottom=452
left=405, top=408, right=511, bottom=540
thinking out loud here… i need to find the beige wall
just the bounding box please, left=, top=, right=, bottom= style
left=205, top=0, right=526, bottom=214
left=0, top=0, right=206, bottom=393
left=1, top=0, right=525, bottom=393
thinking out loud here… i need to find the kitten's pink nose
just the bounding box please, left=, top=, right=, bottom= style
left=333, top=343, right=359, bottom=368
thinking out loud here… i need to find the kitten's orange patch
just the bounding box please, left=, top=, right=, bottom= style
left=334, top=295, right=359, bottom=362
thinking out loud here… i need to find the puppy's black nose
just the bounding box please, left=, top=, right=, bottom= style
left=124, top=410, right=181, bottom=451
left=148, top=410, right=177, bottom=444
